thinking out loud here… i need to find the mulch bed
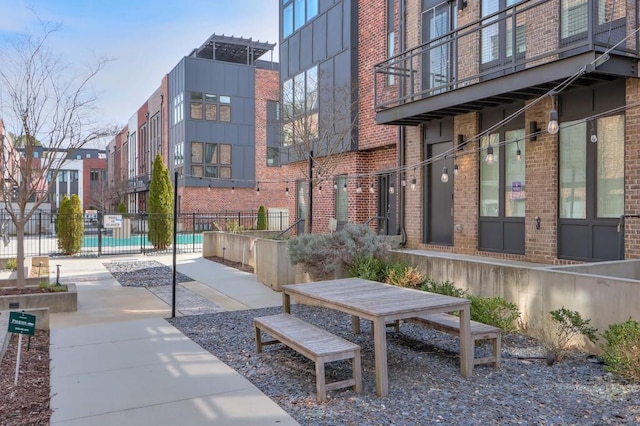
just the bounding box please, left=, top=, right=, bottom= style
left=0, top=329, right=51, bottom=425
left=0, top=286, right=67, bottom=296
left=204, top=255, right=254, bottom=273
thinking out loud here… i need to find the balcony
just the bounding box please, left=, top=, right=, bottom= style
left=374, top=0, right=639, bottom=125
left=126, top=175, right=150, bottom=192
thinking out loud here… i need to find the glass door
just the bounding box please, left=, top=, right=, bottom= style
left=422, top=1, right=455, bottom=94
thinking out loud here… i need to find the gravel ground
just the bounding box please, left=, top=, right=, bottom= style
left=169, top=305, right=640, bottom=426
left=103, top=260, right=193, bottom=287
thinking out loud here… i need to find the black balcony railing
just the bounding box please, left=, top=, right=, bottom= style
left=374, top=0, right=638, bottom=113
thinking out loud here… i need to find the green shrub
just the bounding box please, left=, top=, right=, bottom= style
left=57, top=194, right=84, bottom=255
left=287, top=223, right=390, bottom=280
left=148, top=154, right=174, bottom=250
left=117, top=202, right=128, bottom=213
left=420, top=278, right=467, bottom=298
left=469, top=295, right=520, bottom=332
left=225, top=221, right=246, bottom=234
left=257, top=205, right=267, bottom=230
left=601, top=318, right=640, bottom=382
left=348, top=255, right=387, bottom=281
left=545, top=307, right=598, bottom=361
left=383, top=260, right=425, bottom=289
left=5, top=258, right=17, bottom=271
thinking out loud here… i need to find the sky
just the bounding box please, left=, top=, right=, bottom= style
left=0, top=0, right=279, bottom=144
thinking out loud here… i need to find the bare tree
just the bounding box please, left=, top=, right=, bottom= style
left=280, top=68, right=358, bottom=233
left=0, top=19, right=116, bottom=287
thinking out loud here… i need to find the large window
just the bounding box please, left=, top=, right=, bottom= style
left=561, top=0, right=588, bottom=40
left=174, top=143, right=184, bottom=166
left=190, top=142, right=232, bottom=179
left=481, top=0, right=526, bottom=65
left=282, top=65, right=319, bottom=146
left=559, top=115, right=624, bottom=219
left=190, top=92, right=231, bottom=122
left=480, top=129, right=526, bottom=217
left=282, top=0, right=318, bottom=38
left=172, top=93, right=184, bottom=124
left=335, top=175, right=348, bottom=222
left=387, top=0, right=396, bottom=85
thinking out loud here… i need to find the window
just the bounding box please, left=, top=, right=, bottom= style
left=174, top=143, right=184, bottom=165
left=335, top=175, right=348, bottom=222
left=76, top=155, right=82, bottom=159
left=282, top=65, right=319, bottom=146
left=172, top=92, right=184, bottom=124
left=267, top=147, right=280, bottom=167
left=190, top=92, right=231, bottom=122
left=190, top=142, right=232, bottom=178
left=596, top=115, right=624, bottom=217
left=86, top=153, right=91, bottom=158
left=480, top=129, right=526, bottom=217
left=59, top=171, right=67, bottom=183
left=70, top=170, right=79, bottom=182
left=481, top=0, right=526, bottom=65
left=561, top=0, right=588, bottom=39
left=559, top=121, right=587, bottom=219
left=282, top=0, right=318, bottom=38
left=387, top=0, right=395, bottom=85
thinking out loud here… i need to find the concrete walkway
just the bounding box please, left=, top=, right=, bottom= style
left=49, top=253, right=298, bottom=426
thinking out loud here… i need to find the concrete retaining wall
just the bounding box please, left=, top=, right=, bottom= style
left=394, top=250, right=640, bottom=352
left=202, top=232, right=257, bottom=268
left=255, top=239, right=296, bottom=291
left=0, top=284, right=77, bottom=313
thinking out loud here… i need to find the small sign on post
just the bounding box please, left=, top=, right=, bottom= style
left=8, top=311, right=36, bottom=384
left=103, top=214, right=123, bottom=229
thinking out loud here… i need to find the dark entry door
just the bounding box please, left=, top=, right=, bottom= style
left=377, top=174, right=397, bottom=235
left=426, top=141, right=454, bottom=245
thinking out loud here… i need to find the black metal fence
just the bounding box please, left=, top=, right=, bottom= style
left=0, top=209, right=290, bottom=258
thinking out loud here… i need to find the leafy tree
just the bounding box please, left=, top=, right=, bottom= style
left=148, top=154, right=173, bottom=249
left=257, top=205, right=267, bottom=230
left=57, top=194, right=84, bottom=254
left=0, top=18, right=115, bottom=286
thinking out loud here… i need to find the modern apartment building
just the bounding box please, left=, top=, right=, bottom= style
left=279, top=0, right=400, bottom=234
left=372, top=0, right=639, bottom=263
left=108, top=33, right=285, bottom=216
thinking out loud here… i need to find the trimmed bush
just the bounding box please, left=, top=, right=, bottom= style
left=257, top=205, right=267, bottom=230
left=117, top=202, right=127, bottom=213
left=601, top=318, right=640, bottom=382
left=57, top=194, right=84, bottom=255
left=469, top=295, right=520, bottom=332
left=148, top=154, right=173, bottom=250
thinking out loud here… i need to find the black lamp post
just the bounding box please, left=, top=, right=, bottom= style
left=171, top=170, right=178, bottom=318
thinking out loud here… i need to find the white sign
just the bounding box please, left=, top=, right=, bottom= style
left=104, top=215, right=123, bottom=228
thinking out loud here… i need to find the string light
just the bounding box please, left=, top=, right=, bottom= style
left=333, top=182, right=338, bottom=190
left=343, top=182, right=347, bottom=192
left=256, top=183, right=260, bottom=195
left=207, top=184, right=211, bottom=192
left=231, top=185, right=235, bottom=194
left=285, top=186, right=289, bottom=195
left=548, top=95, right=559, bottom=135
left=356, top=182, right=362, bottom=193
left=590, top=123, right=598, bottom=143
left=486, top=143, right=494, bottom=164
left=389, top=182, right=395, bottom=194
left=440, top=166, right=449, bottom=183
left=369, top=182, right=375, bottom=194
left=453, top=163, right=459, bottom=176
left=401, top=174, right=406, bottom=187
left=516, top=141, right=521, bottom=161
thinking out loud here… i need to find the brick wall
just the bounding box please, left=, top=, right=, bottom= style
left=625, top=77, right=640, bottom=258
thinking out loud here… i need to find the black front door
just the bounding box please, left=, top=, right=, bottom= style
left=377, top=174, right=398, bottom=235
left=426, top=141, right=454, bottom=245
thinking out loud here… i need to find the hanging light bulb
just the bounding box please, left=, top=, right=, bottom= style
left=486, top=144, right=494, bottom=164
left=207, top=184, right=211, bottom=192
left=356, top=182, right=362, bottom=193
left=389, top=183, right=395, bottom=194
left=285, top=186, right=289, bottom=195
left=231, top=185, right=235, bottom=194
left=401, top=175, right=406, bottom=187
left=256, top=186, right=260, bottom=195
left=548, top=109, right=559, bottom=135
left=453, top=163, right=459, bottom=176
left=343, top=182, right=347, bottom=192
left=333, top=182, right=338, bottom=190
left=590, top=124, right=598, bottom=143
left=440, top=166, right=449, bottom=183
left=318, top=185, right=322, bottom=194
left=516, top=148, right=521, bottom=161
left=369, top=182, right=375, bottom=194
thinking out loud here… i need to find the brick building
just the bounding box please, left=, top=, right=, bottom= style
left=372, top=0, right=640, bottom=263
left=107, top=34, right=286, bottom=217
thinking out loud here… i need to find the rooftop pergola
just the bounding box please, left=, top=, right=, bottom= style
left=191, top=34, right=275, bottom=65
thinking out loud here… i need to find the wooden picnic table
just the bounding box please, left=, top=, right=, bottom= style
left=282, top=278, right=472, bottom=397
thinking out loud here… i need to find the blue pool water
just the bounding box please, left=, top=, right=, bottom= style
left=82, top=233, right=202, bottom=248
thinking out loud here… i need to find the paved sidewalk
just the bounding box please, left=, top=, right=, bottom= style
left=49, top=254, right=298, bottom=426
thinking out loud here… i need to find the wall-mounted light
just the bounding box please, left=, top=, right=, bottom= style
left=486, top=143, right=494, bottom=164
left=590, top=122, right=598, bottom=143
left=440, top=166, right=449, bottom=183
left=411, top=168, right=417, bottom=191
left=457, top=0, right=467, bottom=13
left=548, top=95, right=559, bottom=135
left=389, top=182, right=395, bottom=194
left=529, top=121, right=541, bottom=141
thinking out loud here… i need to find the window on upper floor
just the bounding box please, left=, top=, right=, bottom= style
left=190, top=142, right=232, bottom=179
left=190, top=92, right=231, bottom=122
left=282, top=65, right=319, bottom=146
left=387, top=0, right=396, bottom=85
left=174, top=143, right=184, bottom=166
left=282, top=0, right=318, bottom=39
left=172, top=92, right=184, bottom=125
left=267, top=147, right=280, bottom=167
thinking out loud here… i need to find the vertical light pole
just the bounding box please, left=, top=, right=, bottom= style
left=308, top=150, right=313, bottom=233
left=171, top=170, right=178, bottom=318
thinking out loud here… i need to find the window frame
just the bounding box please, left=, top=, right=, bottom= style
left=190, top=142, right=232, bottom=179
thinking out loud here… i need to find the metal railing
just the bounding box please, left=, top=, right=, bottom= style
left=374, top=0, right=638, bottom=111
left=0, top=210, right=290, bottom=258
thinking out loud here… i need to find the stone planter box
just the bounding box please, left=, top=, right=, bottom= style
left=0, top=284, right=77, bottom=313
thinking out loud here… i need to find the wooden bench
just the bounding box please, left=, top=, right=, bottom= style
left=407, top=313, right=501, bottom=367
left=254, top=313, right=362, bottom=401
